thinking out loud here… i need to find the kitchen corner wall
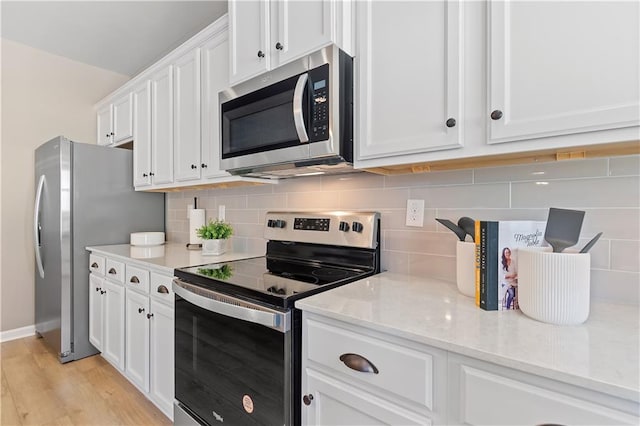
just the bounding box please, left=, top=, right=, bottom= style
left=167, top=155, right=640, bottom=306
left=0, top=39, right=130, bottom=332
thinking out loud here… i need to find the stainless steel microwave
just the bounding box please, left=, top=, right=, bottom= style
left=220, top=45, right=353, bottom=178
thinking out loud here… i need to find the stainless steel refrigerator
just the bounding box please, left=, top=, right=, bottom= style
left=34, top=136, right=165, bottom=363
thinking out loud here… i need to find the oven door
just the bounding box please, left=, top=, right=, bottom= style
left=173, top=279, right=292, bottom=426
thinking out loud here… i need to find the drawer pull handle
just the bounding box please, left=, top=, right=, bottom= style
left=91, top=262, right=99, bottom=269
left=108, top=268, right=117, bottom=275
left=302, top=394, right=314, bottom=406
left=339, top=353, right=379, bottom=374
left=157, top=285, right=169, bottom=294
left=130, top=276, right=140, bottom=284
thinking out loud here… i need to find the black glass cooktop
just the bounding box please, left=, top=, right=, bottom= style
left=174, top=256, right=373, bottom=309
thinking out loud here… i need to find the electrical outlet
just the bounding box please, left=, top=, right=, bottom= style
left=406, top=199, right=425, bottom=227
left=218, top=205, right=226, bottom=221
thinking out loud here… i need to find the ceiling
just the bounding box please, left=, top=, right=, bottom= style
left=1, top=1, right=228, bottom=77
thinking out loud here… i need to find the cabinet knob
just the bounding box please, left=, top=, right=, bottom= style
left=108, top=268, right=117, bottom=275
left=201, top=163, right=207, bottom=169
left=130, top=276, right=140, bottom=284
left=142, top=173, right=148, bottom=177
left=149, top=172, right=155, bottom=176
left=191, top=164, right=197, bottom=169
left=110, top=132, right=114, bottom=136
left=446, top=118, right=456, bottom=128
left=138, top=307, right=145, bottom=314
left=146, top=313, right=154, bottom=319
left=100, top=290, right=106, bottom=295
left=490, top=110, right=503, bottom=120
left=95, top=287, right=101, bottom=292
left=275, top=42, right=283, bottom=50
left=105, top=134, right=110, bottom=138
left=257, top=50, right=265, bottom=58
left=91, top=262, right=99, bottom=269
left=302, top=394, right=314, bottom=406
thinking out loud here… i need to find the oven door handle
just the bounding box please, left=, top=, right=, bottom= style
left=173, top=279, right=290, bottom=333
left=293, top=73, right=309, bottom=143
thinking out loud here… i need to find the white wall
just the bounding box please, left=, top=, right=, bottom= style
left=166, top=156, right=640, bottom=306
left=0, top=39, right=129, bottom=332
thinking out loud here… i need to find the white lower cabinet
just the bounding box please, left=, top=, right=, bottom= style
left=102, top=278, right=125, bottom=371
left=447, top=353, right=639, bottom=426
left=125, top=288, right=150, bottom=392
left=88, top=253, right=174, bottom=420
left=301, top=312, right=447, bottom=425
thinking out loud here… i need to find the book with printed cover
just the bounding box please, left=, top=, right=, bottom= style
left=475, top=221, right=546, bottom=311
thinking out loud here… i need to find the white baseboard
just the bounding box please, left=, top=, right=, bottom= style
left=0, top=325, right=36, bottom=342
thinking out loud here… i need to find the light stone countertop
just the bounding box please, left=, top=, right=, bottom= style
left=295, top=271, right=640, bottom=403
left=86, top=243, right=265, bottom=276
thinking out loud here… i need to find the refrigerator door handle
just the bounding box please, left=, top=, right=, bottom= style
left=34, top=174, right=45, bottom=278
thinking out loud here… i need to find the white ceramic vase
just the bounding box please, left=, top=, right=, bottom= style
left=202, top=239, right=227, bottom=256
left=456, top=241, right=476, bottom=298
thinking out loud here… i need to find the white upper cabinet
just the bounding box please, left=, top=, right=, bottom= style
left=133, top=80, right=152, bottom=188
left=229, top=0, right=351, bottom=86
left=487, top=1, right=640, bottom=144
left=112, top=92, right=134, bottom=144
left=96, top=104, right=112, bottom=146
left=201, top=33, right=232, bottom=179
left=355, top=0, right=463, bottom=161
left=151, top=65, right=174, bottom=185
left=173, top=48, right=202, bottom=182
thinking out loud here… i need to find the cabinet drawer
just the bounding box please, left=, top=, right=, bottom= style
left=149, top=273, right=174, bottom=305
left=125, top=265, right=150, bottom=294
left=89, top=254, right=105, bottom=275
left=105, top=259, right=125, bottom=283
left=452, top=360, right=638, bottom=425
left=306, top=318, right=435, bottom=410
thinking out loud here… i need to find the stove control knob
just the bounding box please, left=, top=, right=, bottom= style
left=338, top=221, right=350, bottom=232
left=275, top=220, right=286, bottom=228
left=352, top=221, right=364, bottom=233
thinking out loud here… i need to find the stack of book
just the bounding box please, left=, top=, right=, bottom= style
left=474, top=220, right=546, bottom=311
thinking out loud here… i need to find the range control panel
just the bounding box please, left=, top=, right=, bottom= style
left=264, top=211, right=380, bottom=249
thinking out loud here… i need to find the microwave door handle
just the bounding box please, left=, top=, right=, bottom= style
left=293, top=73, right=310, bottom=143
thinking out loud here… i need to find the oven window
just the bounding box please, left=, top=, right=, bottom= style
left=222, top=73, right=309, bottom=159
left=175, top=296, right=288, bottom=426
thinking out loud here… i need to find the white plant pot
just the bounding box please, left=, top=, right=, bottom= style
left=456, top=241, right=476, bottom=298
left=202, top=239, right=227, bottom=256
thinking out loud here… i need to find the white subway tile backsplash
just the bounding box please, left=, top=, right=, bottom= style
left=608, top=155, right=640, bottom=176
left=411, top=183, right=510, bottom=208
left=610, top=240, right=640, bottom=272
left=385, top=169, right=473, bottom=188
left=165, top=154, right=640, bottom=305
left=474, top=158, right=608, bottom=183
left=511, top=177, right=640, bottom=208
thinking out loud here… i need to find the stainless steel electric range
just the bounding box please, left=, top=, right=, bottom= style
left=172, top=211, right=381, bottom=426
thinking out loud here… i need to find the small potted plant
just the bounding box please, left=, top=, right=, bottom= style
left=196, top=219, right=233, bottom=255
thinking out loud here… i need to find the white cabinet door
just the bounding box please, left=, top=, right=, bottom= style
left=272, top=0, right=333, bottom=67
left=133, top=80, right=152, bottom=188
left=96, top=104, right=112, bottom=146
left=201, top=34, right=231, bottom=179
left=355, top=1, right=463, bottom=161
left=112, top=92, right=133, bottom=144
left=125, top=289, right=150, bottom=393
left=149, top=300, right=174, bottom=419
left=151, top=65, right=174, bottom=185
left=303, top=369, right=431, bottom=426
left=102, top=279, right=125, bottom=370
left=487, top=1, right=640, bottom=144
left=174, top=48, right=202, bottom=182
left=88, top=274, right=104, bottom=351
left=229, top=0, right=270, bottom=85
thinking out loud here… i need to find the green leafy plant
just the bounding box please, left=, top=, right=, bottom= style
left=196, top=219, right=233, bottom=240
left=197, top=265, right=233, bottom=280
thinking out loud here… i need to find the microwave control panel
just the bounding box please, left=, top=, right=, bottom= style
left=309, top=64, right=330, bottom=141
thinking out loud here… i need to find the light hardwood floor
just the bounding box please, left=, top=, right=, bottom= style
left=1, top=336, right=171, bottom=426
